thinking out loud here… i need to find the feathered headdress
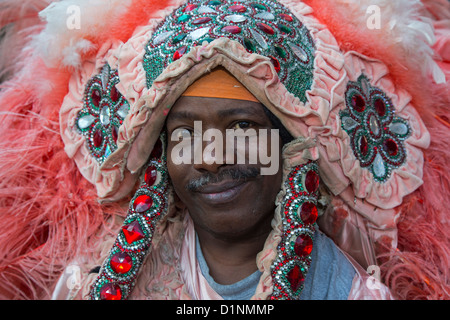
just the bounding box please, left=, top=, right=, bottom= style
left=0, top=0, right=448, bottom=300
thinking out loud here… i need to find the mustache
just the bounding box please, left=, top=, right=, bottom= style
left=185, top=167, right=260, bottom=192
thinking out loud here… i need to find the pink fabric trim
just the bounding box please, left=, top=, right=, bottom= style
left=344, top=251, right=394, bottom=300
left=180, top=214, right=223, bottom=300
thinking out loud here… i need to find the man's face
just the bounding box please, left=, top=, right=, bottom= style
left=165, top=96, right=283, bottom=241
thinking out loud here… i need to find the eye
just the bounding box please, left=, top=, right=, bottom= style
left=232, top=121, right=253, bottom=130
left=172, top=128, right=193, bottom=140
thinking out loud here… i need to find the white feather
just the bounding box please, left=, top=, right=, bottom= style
left=334, top=0, right=446, bottom=83
left=31, top=0, right=132, bottom=69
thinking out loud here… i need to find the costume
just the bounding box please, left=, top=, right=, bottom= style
left=0, top=0, right=448, bottom=300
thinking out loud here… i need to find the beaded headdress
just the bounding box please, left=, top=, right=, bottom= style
left=0, top=0, right=448, bottom=300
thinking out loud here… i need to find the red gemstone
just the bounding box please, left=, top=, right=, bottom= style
left=173, top=45, right=188, bottom=61
left=150, top=139, right=163, bottom=159
left=133, top=194, right=153, bottom=213
left=192, top=17, right=212, bottom=25
left=286, top=265, right=305, bottom=293
left=145, top=165, right=158, bottom=186
left=360, top=135, right=369, bottom=156
left=91, top=89, right=102, bottom=107
left=183, top=4, right=198, bottom=12
left=300, top=202, right=318, bottom=224
left=122, top=220, right=145, bottom=244
left=221, top=25, right=242, bottom=34
left=279, top=13, right=293, bottom=22
left=110, top=85, right=120, bottom=102
left=305, top=170, right=319, bottom=193
left=294, top=234, right=313, bottom=257
left=112, top=126, right=118, bottom=144
left=100, top=283, right=122, bottom=300
left=270, top=56, right=281, bottom=73
left=229, top=4, right=247, bottom=12
left=374, top=98, right=386, bottom=117
left=93, top=129, right=103, bottom=148
left=351, top=93, right=365, bottom=113
left=383, top=138, right=398, bottom=156
left=110, top=252, right=133, bottom=274
left=256, top=22, right=275, bottom=35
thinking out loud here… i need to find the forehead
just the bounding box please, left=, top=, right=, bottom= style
left=167, top=96, right=269, bottom=122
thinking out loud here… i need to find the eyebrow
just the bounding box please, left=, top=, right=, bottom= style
left=166, top=110, right=199, bottom=122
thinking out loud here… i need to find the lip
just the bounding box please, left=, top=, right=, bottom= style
left=194, top=179, right=250, bottom=204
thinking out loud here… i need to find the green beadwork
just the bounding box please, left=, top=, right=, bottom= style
left=278, top=23, right=292, bottom=34
left=143, top=0, right=316, bottom=103
left=243, top=37, right=256, bottom=52
left=251, top=3, right=267, bottom=10
left=339, top=74, right=411, bottom=182
left=177, top=14, right=191, bottom=23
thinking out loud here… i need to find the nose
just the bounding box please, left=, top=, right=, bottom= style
left=192, top=134, right=228, bottom=174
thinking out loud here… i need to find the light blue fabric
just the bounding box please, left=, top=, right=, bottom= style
left=196, top=235, right=262, bottom=300
left=299, top=230, right=356, bottom=300
left=196, top=228, right=356, bottom=300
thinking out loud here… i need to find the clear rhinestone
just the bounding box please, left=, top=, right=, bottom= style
left=249, top=29, right=268, bottom=50
left=255, top=12, right=275, bottom=20
left=77, top=114, right=96, bottom=129
left=101, top=64, right=110, bottom=91
left=288, top=42, right=308, bottom=63
left=341, top=116, right=359, bottom=131
left=197, top=5, right=216, bottom=14
left=360, top=77, right=370, bottom=98
left=389, top=122, right=408, bottom=135
left=369, top=114, right=380, bottom=136
left=100, top=106, right=111, bottom=125
left=153, top=30, right=174, bottom=45
left=224, top=14, right=247, bottom=23
left=188, top=27, right=211, bottom=41
left=373, top=153, right=386, bottom=178
left=117, top=103, right=129, bottom=119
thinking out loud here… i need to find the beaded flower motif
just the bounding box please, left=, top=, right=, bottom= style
left=75, top=64, right=130, bottom=164
left=339, top=74, right=411, bottom=182
left=144, top=0, right=316, bottom=102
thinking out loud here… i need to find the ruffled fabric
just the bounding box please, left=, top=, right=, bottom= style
left=311, top=52, right=431, bottom=267
left=316, top=52, right=430, bottom=216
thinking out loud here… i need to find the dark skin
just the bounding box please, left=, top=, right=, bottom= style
left=165, top=96, right=283, bottom=285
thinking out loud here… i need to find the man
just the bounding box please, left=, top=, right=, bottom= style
left=1, top=0, right=446, bottom=301
left=161, top=68, right=375, bottom=300
left=54, top=67, right=391, bottom=300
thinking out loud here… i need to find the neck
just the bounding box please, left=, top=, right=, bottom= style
left=195, top=223, right=270, bottom=285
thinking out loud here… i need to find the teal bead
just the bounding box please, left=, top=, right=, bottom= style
left=172, top=33, right=187, bottom=44
left=178, top=14, right=191, bottom=23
